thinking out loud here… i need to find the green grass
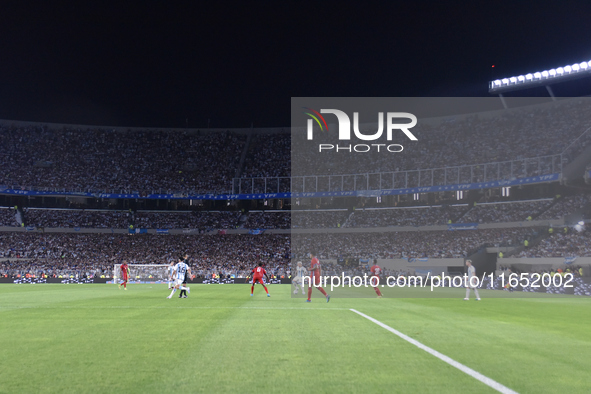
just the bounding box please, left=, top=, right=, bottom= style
left=0, top=284, right=590, bottom=393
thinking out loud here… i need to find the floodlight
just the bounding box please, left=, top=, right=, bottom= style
left=489, top=58, right=591, bottom=93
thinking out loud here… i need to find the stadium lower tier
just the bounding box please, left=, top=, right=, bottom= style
left=1, top=227, right=588, bottom=277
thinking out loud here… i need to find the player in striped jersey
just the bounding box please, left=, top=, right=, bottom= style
left=167, top=261, right=175, bottom=290
left=292, top=261, right=307, bottom=295
left=167, top=256, right=192, bottom=299
left=178, top=254, right=190, bottom=298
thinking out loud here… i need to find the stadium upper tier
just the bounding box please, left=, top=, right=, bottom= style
left=0, top=127, right=245, bottom=194
left=1, top=98, right=590, bottom=195
left=289, top=98, right=591, bottom=177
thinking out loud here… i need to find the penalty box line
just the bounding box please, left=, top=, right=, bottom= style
left=350, top=309, right=518, bottom=394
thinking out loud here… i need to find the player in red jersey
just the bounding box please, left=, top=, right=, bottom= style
left=306, top=252, right=330, bottom=303
left=370, top=259, right=383, bottom=298
left=119, top=260, right=130, bottom=290
left=250, top=263, right=270, bottom=297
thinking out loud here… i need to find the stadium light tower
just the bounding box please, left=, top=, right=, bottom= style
left=489, top=59, right=591, bottom=108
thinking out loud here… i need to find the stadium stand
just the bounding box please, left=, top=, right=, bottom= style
left=0, top=126, right=245, bottom=194
left=347, top=206, right=467, bottom=227
left=289, top=99, right=591, bottom=178
left=7, top=191, right=590, bottom=230
left=457, top=200, right=553, bottom=224
left=2, top=99, right=591, bottom=285
left=537, top=194, right=590, bottom=220
left=241, top=133, right=290, bottom=178
left=292, top=228, right=538, bottom=259
left=0, top=208, right=16, bottom=226
left=24, top=209, right=130, bottom=228
left=517, top=231, right=591, bottom=257
left=245, top=212, right=290, bottom=229
left=0, top=233, right=290, bottom=278
left=133, top=211, right=240, bottom=230
left=291, top=211, right=350, bottom=228
left=1, top=99, right=590, bottom=196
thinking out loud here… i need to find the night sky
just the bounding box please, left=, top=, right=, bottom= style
left=0, top=1, right=590, bottom=128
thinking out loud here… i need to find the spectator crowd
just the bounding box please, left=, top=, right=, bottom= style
left=0, top=233, right=290, bottom=279
left=1, top=193, right=588, bottom=230
left=1, top=99, right=590, bottom=196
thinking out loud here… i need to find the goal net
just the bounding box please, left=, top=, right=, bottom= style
left=113, top=264, right=170, bottom=284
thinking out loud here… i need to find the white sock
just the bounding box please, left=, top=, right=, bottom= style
left=180, top=286, right=187, bottom=291
left=465, top=288, right=470, bottom=299
left=474, top=289, right=480, bottom=299
left=169, top=288, right=177, bottom=297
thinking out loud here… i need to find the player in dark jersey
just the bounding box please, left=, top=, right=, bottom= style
left=306, top=252, right=330, bottom=303
left=370, top=259, right=383, bottom=298
left=251, top=263, right=270, bottom=297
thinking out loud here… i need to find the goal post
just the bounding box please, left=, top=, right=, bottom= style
left=113, top=264, right=170, bottom=284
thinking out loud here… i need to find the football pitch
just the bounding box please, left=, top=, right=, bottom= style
left=1, top=284, right=590, bottom=393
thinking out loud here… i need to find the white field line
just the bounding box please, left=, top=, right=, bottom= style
left=350, top=308, right=518, bottom=394
left=0, top=305, right=348, bottom=311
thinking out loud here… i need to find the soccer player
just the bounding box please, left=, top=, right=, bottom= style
left=119, top=260, right=130, bottom=290
left=167, top=256, right=192, bottom=299
left=370, top=259, right=383, bottom=298
left=179, top=254, right=190, bottom=298
left=503, top=267, right=514, bottom=292
left=167, top=260, right=175, bottom=290
left=292, top=261, right=307, bottom=295
left=306, top=252, right=330, bottom=303
left=464, top=260, right=481, bottom=301
left=251, top=263, right=270, bottom=297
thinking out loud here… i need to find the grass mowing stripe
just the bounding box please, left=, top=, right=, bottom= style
left=350, top=308, right=519, bottom=394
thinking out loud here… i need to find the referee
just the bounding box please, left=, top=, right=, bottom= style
left=464, top=260, right=481, bottom=301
